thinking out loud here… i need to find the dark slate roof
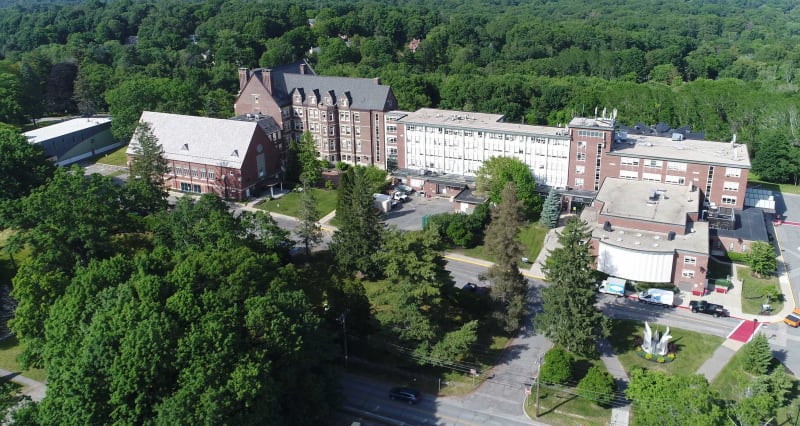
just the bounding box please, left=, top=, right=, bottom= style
left=230, top=114, right=281, bottom=134
left=711, top=207, right=769, bottom=242
left=280, top=74, right=394, bottom=111
left=454, top=187, right=489, bottom=205
left=620, top=122, right=705, bottom=140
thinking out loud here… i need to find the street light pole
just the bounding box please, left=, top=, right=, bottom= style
left=535, top=356, right=543, bottom=417
left=339, top=312, right=348, bottom=364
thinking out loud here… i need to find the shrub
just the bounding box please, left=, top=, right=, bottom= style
left=726, top=251, right=748, bottom=263
left=539, top=347, right=573, bottom=385
left=741, top=333, right=773, bottom=375
left=657, top=357, right=666, bottom=363
left=667, top=353, right=676, bottom=360
left=645, top=353, right=653, bottom=360
left=577, top=366, right=616, bottom=407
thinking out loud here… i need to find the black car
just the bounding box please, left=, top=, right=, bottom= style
left=389, top=387, right=420, bottom=405
left=462, top=282, right=478, bottom=292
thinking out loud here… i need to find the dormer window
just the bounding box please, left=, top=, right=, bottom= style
left=341, top=98, right=348, bottom=107
left=310, top=96, right=316, bottom=104
left=231, top=149, right=239, bottom=157
left=181, top=143, right=189, bottom=151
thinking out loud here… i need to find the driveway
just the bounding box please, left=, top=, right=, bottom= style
left=383, top=196, right=455, bottom=231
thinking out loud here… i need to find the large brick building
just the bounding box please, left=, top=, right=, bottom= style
left=128, top=111, right=282, bottom=200
left=234, top=61, right=399, bottom=170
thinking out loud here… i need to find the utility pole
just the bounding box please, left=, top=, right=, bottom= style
left=338, top=311, right=348, bottom=364
left=535, top=355, right=543, bottom=417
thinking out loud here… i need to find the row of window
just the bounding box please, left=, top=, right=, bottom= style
left=179, top=183, right=202, bottom=193
left=168, top=167, right=216, bottom=180
left=578, top=130, right=604, bottom=138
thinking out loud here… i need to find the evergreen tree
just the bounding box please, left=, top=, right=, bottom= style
left=741, top=333, right=773, bottom=375
left=484, top=182, right=528, bottom=332
left=295, top=177, right=323, bottom=254
left=330, top=166, right=385, bottom=278
left=538, top=216, right=608, bottom=356
left=297, top=131, right=322, bottom=185
left=125, top=121, right=169, bottom=215
left=539, top=190, right=561, bottom=228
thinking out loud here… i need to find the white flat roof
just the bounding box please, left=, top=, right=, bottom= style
left=397, top=108, right=567, bottom=137
left=24, top=117, right=112, bottom=144
left=595, top=178, right=698, bottom=226
left=609, top=135, right=750, bottom=167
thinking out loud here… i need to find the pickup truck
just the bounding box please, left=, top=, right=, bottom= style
left=784, top=308, right=800, bottom=327
left=689, top=300, right=729, bottom=317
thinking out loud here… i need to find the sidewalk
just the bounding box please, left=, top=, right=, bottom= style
left=0, top=369, right=46, bottom=402
left=598, top=340, right=630, bottom=426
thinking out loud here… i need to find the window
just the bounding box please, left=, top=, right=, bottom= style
left=725, top=167, right=741, bottom=177
left=723, top=181, right=739, bottom=191
left=354, top=113, right=360, bottom=122
left=644, top=159, right=662, bottom=168
left=642, top=173, right=661, bottom=182
left=182, top=167, right=189, bottom=176
left=576, top=141, right=586, bottom=149
left=574, top=178, right=584, bottom=187
left=722, top=196, right=736, bottom=205
left=667, top=162, right=686, bottom=171
left=193, top=184, right=201, bottom=193
left=576, top=152, right=586, bottom=161
left=684, top=256, right=697, bottom=265
left=208, top=171, right=215, bottom=179
left=180, top=182, right=191, bottom=192
left=578, top=130, right=604, bottom=138
left=386, top=125, right=397, bottom=133
left=665, top=175, right=685, bottom=185
left=229, top=171, right=235, bottom=176
left=681, top=270, right=695, bottom=278
left=191, top=169, right=198, bottom=178
left=620, top=157, right=639, bottom=166
left=619, top=170, right=638, bottom=180
left=575, top=166, right=585, bottom=174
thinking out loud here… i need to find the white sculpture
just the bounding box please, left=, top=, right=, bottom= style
left=642, top=322, right=672, bottom=356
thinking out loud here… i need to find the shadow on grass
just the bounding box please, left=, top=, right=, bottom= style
left=607, top=319, right=640, bottom=353
left=539, top=388, right=579, bottom=416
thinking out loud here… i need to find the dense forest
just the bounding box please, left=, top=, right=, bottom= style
left=1, top=0, right=800, bottom=181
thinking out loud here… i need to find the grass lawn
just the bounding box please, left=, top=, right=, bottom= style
left=253, top=188, right=337, bottom=218
left=523, top=356, right=612, bottom=425
left=0, top=336, right=47, bottom=383
left=94, top=144, right=130, bottom=167
left=608, top=319, right=724, bottom=376
left=748, top=175, right=800, bottom=196
left=458, top=222, right=549, bottom=265
left=738, top=266, right=783, bottom=315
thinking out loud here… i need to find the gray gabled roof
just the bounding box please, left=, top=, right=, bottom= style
left=278, top=74, right=394, bottom=111
left=128, top=111, right=259, bottom=169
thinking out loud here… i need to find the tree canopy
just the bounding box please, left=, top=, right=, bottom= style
left=475, top=157, right=540, bottom=219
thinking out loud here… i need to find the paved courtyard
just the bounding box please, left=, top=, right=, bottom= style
left=382, top=195, right=456, bottom=231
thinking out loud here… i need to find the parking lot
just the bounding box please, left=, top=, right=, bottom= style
left=382, top=195, right=455, bottom=231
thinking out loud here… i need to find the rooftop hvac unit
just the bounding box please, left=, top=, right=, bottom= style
left=603, top=221, right=613, bottom=232
left=667, top=231, right=676, bottom=241
left=671, top=133, right=684, bottom=141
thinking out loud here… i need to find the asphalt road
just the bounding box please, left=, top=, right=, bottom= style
left=774, top=192, right=800, bottom=305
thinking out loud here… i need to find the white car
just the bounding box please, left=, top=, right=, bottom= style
left=392, top=191, right=409, bottom=202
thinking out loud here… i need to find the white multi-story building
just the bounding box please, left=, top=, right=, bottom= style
left=394, top=108, right=571, bottom=188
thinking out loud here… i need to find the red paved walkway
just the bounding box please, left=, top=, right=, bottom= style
left=727, top=319, right=762, bottom=343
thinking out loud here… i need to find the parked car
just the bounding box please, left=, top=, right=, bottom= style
left=462, top=282, right=478, bottom=292
left=689, top=300, right=729, bottom=317
left=389, top=387, right=420, bottom=405
left=392, top=191, right=409, bottom=202
left=784, top=308, right=800, bottom=327
left=396, top=184, right=414, bottom=194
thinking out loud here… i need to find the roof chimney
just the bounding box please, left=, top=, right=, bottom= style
left=373, top=77, right=381, bottom=85
left=299, top=63, right=306, bottom=74
left=238, top=68, right=250, bottom=94
left=261, top=69, right=273, bottom=95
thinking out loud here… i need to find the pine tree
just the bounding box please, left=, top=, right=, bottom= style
left=537, top=216, right=609, bottom=356
left=741, top=333, right=773, bottom=375
left=330, top=166, right=385, bottom=278
left=295, top=177, right=322, bottom=254
left=484, top=182, right=528, bottom=332
left=126, top=121, right=168, bottom=215
left=539, top=190, right=561, bottom=228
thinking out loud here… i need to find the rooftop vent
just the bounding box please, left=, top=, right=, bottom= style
left=603, top=221, right=613, bottom=232
left=667, top=231, right=676, bottom=241
left=672, top=133, right=684, bottom=141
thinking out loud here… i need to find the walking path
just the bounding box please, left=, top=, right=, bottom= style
left=598, top=340, right=630, bottom=426
left=0, top=368, right=46, bottom=402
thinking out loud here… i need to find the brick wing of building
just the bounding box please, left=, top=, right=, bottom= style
left=127, top=111, right=282, bottom=201
left=234, top=60, right=399, bottom=170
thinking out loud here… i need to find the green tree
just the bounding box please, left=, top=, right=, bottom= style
left=330, top=166, right=385, bottom=278
left=0, top=128, right=54, bottom=202
left=539, top=190, right=561, bottom=228
left=73, top=62, right=113, bottom=116
left=577, top=366, right=616, bottom=407
left=475, top=156, right=541, bottom=219
left=539, top=347, right=573, bottom=385
left=538, top=216, right=608, bottom=356
left=125, top=121, right=168, bottom=215
left=484, top=182, right=528, bottom=332
left=296, top=181, right=323, bottom=254
left=745, top=241, right=777, bottom=277
left=296, top=131, right=322, bottom=185
left=626, top=368, right=724, bottom=426
left=751, top=132, right=800, bottom=184
left=741, top=333, right=773, bottom=375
